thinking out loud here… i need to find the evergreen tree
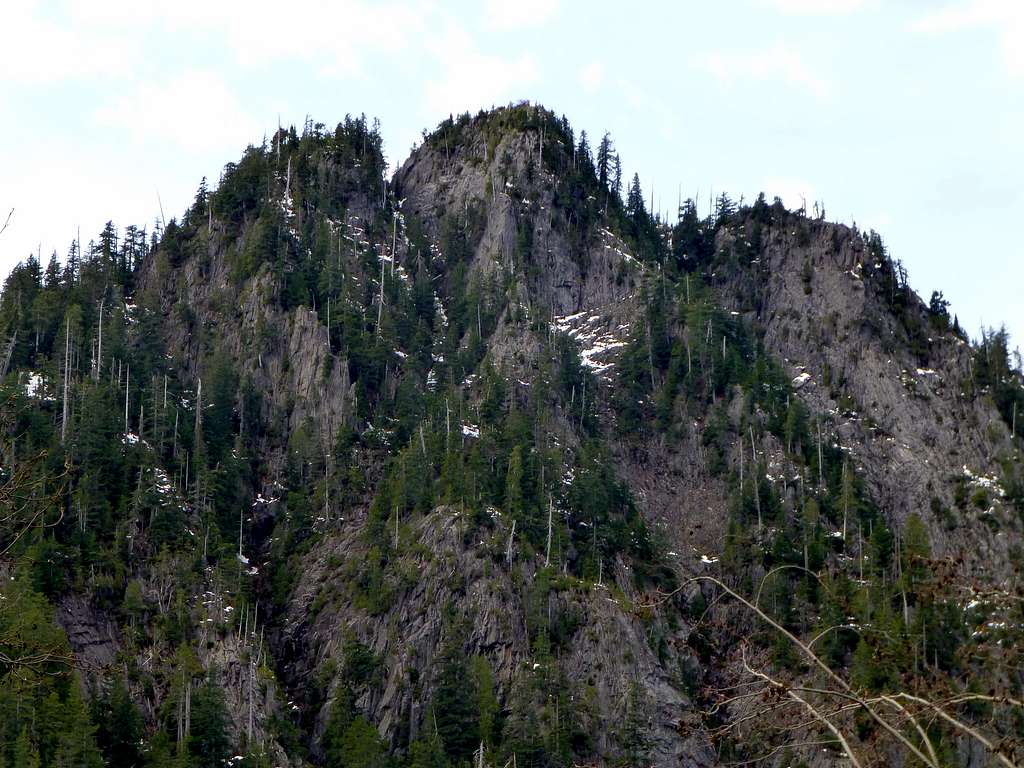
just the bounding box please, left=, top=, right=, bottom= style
left=188, top=677, right=231, bottom=768
left=13, top=728, right=39, bottom=768
left=505, top=445, right=524, bottom=523
left=575, top=130, right=593, bottom=176
left=97, top=678, right=144, bottom=768
left=626, top=174, right=645, bottom=221
left=611, top=153, right=622, bottom=201
left=714, top=192, right=736, bottom=222
left=431, top=641, right=479, bottom=763
left=336, top=717, right=386, bottom=768
left=55, top=686, right=103, bottom=768
left=192, top=177, right=210, bottom=220
left=323, top=686, right=356, bottom=766
left=470, top=656, right=498, bottom=749
left=928, top=290, right=949, bottom=323
left=407, top=734, right=448, bottom=768
left=672, top=198, right=709, bottom=268
left=596, top=132, right=613, bottom=192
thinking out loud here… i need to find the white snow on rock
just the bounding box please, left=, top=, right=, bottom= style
left=580, top=339, right=627, bottom=372
left=962, top=465, right=1005, bottom=498
left=597, top=227, right=638, bottom=264
left=461, top=423, right=480, bottom=439
left=154, top=468, right=173, bottom=496
left=552, top=308, right=629, bottom=374
left=24, top=372, right=46, bottom=398
left=792, top=372, right=811, bottom=389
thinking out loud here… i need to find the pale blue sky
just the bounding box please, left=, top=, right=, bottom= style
left=1, top=0, right=1021, bottom=347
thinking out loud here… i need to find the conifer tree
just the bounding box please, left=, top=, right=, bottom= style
left=13, top=728, right=40, bottom=768
left=432, top=641, right=479, bottom=763
left=576, top=130, right=593, bottom=176
left=98, top=678, right=144, bottom=768
left=407, top=734, right=448, bottom=768
left=611, top=152, right=622, bottom=201
left=626, top=174, right=645, bottom=221
left=55, top=686, right=103, bottom=768
left=596, top=132, right=613, bottom=191
left=505, top=445, right=524, bottom=523
left=336, top=717, right=387, bottom=768
left=188, top=677, right=230, bottom=768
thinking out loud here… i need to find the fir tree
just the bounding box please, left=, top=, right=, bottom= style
left=13, top=728, right=39, bottom=768
left=596, top=132, right=613, bottom=192
left=336, top=717, right=387, bottom=768
left=188, top=677, right=231, bottom=768
left=432, top=641, right=479, bottom=763
left=626, top=173, right=645, bottom=221
left=575, top=130, right=593, bottom=176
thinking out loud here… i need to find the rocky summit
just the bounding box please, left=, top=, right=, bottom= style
left=2, top=103, right=1023, bottom=768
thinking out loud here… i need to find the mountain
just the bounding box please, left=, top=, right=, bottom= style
left=1, top=103, right=1022, bottom=768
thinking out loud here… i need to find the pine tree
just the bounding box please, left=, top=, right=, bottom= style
left=193, top=177, right=210, bottom=219
left=100, top=678, right=144, bottom=768
left=323, top=686, right=355, bottom=766
left=13, top=728, right=39, bottom=768
left=336, top=717, right=387, bottom=768
left=672, top=198, right=709, bottom=268
left=432, top=641, right=479, bottom=763
left=45, top=252, right=62, bottom=288
left=618, top=682, right=649, bottom=766
left=188, top=677, right=231, bottom=768
left=576, top=130, right=593, bottom=176
left=626, top=174, right=645, bottom=221
left=596, top=132, right=613, bottom=192
left=505, top=446, right=524, bottom=523
left=407, top=734, right=448, bottom=768
left=470, top=656, right=498, bottom=749
left=55, top=686, right=103, bottom=768
left=611, top=153, right=622, bottom=201
left=64, top=239, right=80, bottom=286
left=714, top=192, right=736, bottom=222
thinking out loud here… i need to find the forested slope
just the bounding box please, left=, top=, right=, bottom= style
left=1, top=103, right=1022, bottom=768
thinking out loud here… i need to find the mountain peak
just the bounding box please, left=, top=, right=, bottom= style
left=2, top=104, right=1023, bottom=768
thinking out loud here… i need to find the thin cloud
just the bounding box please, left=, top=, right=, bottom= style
left=1, top=2, right=136, bottom=84
left=760, top=176, right=818, bottom=212
left=92, top=71, right=262, bottom=152
left=481, top=0, right=560, bottom=30
left=693, top=44, right=832, bottom=100
left=422, top=24, right=539, bottom=116
left=10, top=1, right=428, bottom=82
left=912, top=1, right=1024, bottom=77
left=578, top=62, right=605, bottom=93
left=757, top=0, right=868, bottom=13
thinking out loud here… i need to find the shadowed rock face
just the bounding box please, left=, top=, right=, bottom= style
left=110, top=105, right=1019, bottom=766
left=57, top=595, right=120, bottom=668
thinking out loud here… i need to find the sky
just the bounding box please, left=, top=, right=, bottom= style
left=1, top=0, right=1021, bottom=348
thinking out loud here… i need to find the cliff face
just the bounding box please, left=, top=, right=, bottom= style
left=30, top=104, right=1023, bottom=768
left=271, top=110, right=713, bottom=765
left=713, top=219, right=1018, bottom=574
